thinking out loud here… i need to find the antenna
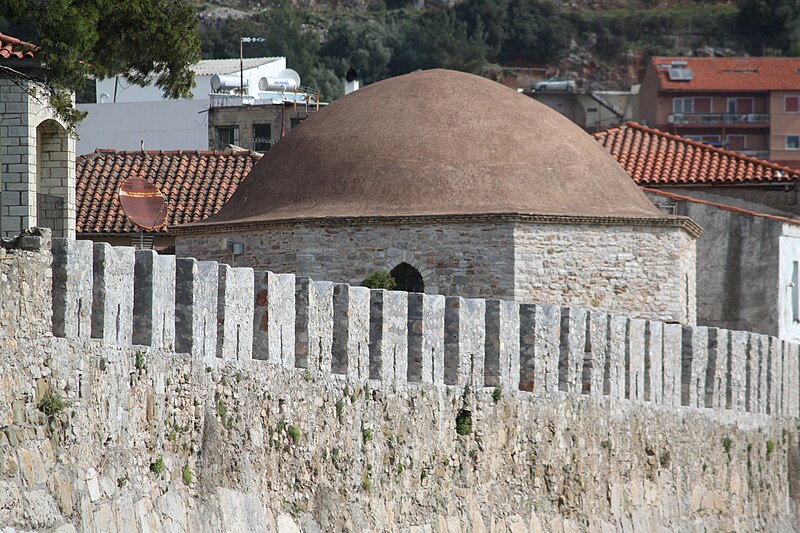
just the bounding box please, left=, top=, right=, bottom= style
left=118, top=176, right=168, bottom=248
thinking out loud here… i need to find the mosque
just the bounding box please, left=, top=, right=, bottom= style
left=173, top=69, right=700, bottom=324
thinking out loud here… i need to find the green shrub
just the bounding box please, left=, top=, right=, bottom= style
left=361, top=271, right=396, bottom=290
left=182, top=465, right=193, bottom=485
left=38, top=389, right=66, bottom=416
left=150, top=457, right=164, bottom=475
left=288, top=425, right=301, bottom=443
left=455, top=409, right=472, bottom=436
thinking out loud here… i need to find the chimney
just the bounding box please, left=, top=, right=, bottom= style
left=345, top=67, right=359, bottom=95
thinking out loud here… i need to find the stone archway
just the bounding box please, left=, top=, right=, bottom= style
left=390, top=262, right=424, bottom=292
left=36, top=119, right=69, bottom=237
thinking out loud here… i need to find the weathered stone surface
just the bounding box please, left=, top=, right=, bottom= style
left=444, top=297, right=485, bottom=388
left=369, top=290, right=408, bottom=384
left=132, top=250, right=176, bottom=350
left=91, top=243, right=134, bottom=346
left=52, top=238, right=92, bottom=338
left=484, top=300, right=520, bottom=390
left=681, top=326, right=709, bottom=408
left=408, top=293, right=445, bottom=384
left=175, top=258, right=218, bottom=363
left=519, top=304, right=560, bottom=395
left=332, top=283, right=370, bottom=380
left=643, top=320, right=663, bottom=403
left=295, top=278, right=334, bottom=374
left=252, top=270, right=295, bottom=366
left=625, top=319, right=645, bottom=401
left=217, top=264, right=255, bottom=363
left=605, top=316, right=627, bottom=400
left=559, top=308, right=587, bottom=394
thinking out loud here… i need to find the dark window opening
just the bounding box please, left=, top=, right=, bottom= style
left=390, top=262, right=424, bottom=292
left=253, top=123, right=272, bottom=151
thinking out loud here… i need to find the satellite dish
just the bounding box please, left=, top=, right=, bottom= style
left=118, top=176, right=167, bottom=231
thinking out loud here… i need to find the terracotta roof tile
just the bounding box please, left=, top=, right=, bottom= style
left=651, top=56, right=800, bottom=92
left=594, top=122, right=800, bottom=186
left=0, top=32, right=39, bottom=60
left=76, top=150, right=261, bottom=234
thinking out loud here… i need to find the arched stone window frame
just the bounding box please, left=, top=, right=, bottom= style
left=381, top=250, right=438, bottom=294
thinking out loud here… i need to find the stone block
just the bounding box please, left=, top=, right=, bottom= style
left=661, top=323, right=683, bottom=408
left=91, top=243, right=134, bottom=346
left=332, top=283, right=370, bottom=380
left=745, top=334, right=767, bottom=414
left=252, top=270, right=295, bottom=367
left=484, top=299, right=520, bottom=390
left=604, top=315, right=627, bottom=400
left=52, top=238, right=92, bottom=338
left=643, top=320, right=663, bottom=403
left=625, top=318, right=645, bottom=401
left=369, top=290, right=409, bottom=384
left=558, top=307, right=587, bottom=394
left=681, top=326, right=709, bottom=408
left=217, top=264, right=254, bottom=362
left=444, top=297, right=485, bottom=388
left=132, top=251, right=175, bottom=350
left=787, top=342, right=800, bottom=418
left=295, top=278, right=334, bottom=374
left=768, top=336, right=781, bottom=415
left=408, top=293, right=445, bottom=384
left=583, top=311, right=608, bottom=397
left=175, top=258, right=218, bottom=362
left=728, top=330, right=749, bottom=411
left=706, top=328, right=729, bottom=410
left=519, top=304, right=560, bottom=395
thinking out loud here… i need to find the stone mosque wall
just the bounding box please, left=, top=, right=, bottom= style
left=0, top=231, right=798, bottom=532
left=175, top=217, right=697, bottom=324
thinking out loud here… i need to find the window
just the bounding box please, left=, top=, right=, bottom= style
left=727, top=97, right=753, bottom=114
left=673, top=97, right=693, bottom=114
left=727, top=135, right=747, bottom=151
left=786, top=96, right=799, bottom=113
left=787, top=136, right=800, bottom=150
left=693, top=97, right=711, bottom=114
left=390, top=263, right=424, bottom=293
left=252, top=123, right=272, bottom=151
left=215, top=126, right=239, bottom=149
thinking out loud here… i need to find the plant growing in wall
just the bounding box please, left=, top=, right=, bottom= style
left=38, top=388, right=66, bottom=417
left=361, top=271, right=396, bottom=290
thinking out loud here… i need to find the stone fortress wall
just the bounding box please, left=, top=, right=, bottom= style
left=1, top=231, right=799, bottom=532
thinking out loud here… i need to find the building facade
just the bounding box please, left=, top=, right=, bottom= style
left=0, top=33, right=75, bottom=239
left=637, top=57, right=800, bottom=167
left=176, top=70, right=699, bottom=325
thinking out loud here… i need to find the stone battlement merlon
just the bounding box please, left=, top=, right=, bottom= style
left=19, top=235, right=795, bottom=419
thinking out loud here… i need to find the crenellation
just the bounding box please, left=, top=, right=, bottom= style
left=681, top=326, right=709, bottom=408
left=583, top=311, right=609, bottom=396
left=519, top=303, right=560, bottom=395
left=217, top=264, right=255, bottom=363
left=444, top=297, right=486, bottom=389
left=91, top=243, right=134, bottom=346
left=643, top=320, right=663, bottom=403
left=661, top=323, right=683, bottom=408
left=132, top=250, right=175, bottom=350
left=728, top=330, right=749, bottom=411
left=789, top=341, right=800, bottom=417
left=767, top=336, right=781, bottom=415
left=294, top=278, right=334, bottom=374
left=558, top=307, right=588, bottom=394
left=369, top=290, right=409, bottom=384
left=51, top=238, right=92, bottom=338
left=175, top=258, right=218, bottom=362
left=252, top=270, right=295, bottom=367
left=331, top=283, right=370, bottom=380
left=625, top=318, right=646, bottom=401
left=706, top=328, right=729, bottom=409
left=605, top=315, right=628, bottom=400
left=407, top=292, right=445, bottom=384
left=484, top=299, right=520, bottom=390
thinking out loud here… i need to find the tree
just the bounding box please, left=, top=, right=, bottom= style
left=388, top=9, right=489, bottom=76
left=500, top=0, right=572, bottom=63
left=736, top=0, right=800, bottom=54
left=1, top=0, right=200, bottom=128
left=320, top=17, right=393, bottom=86
left=455, top=0, right=509, bottom=56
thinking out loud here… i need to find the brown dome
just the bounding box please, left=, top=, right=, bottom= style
left=192, top=69, right=661, bottom=226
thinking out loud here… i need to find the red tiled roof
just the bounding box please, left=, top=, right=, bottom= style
left=594, top=122, right=800, bottom=186
left=76, top=150, right=261, bottom=234
left=651, top=56, right=800, bottom=92
left=0, top=32, right=39, bottom=60
left=644, top=188, right=800, bottom=227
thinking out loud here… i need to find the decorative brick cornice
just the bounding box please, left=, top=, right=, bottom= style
left=171, top=212, right=703, bottom=238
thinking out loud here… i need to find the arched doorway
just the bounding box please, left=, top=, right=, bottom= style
left=390, top=262, right=424, bottom=292
left=36, top=119, right=69, bottom=237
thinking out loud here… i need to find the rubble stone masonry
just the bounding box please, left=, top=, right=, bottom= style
left=0, top=233, right=797, bottom=532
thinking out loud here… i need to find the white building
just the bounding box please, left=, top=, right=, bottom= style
left=76, top=57, right=288, bottom=153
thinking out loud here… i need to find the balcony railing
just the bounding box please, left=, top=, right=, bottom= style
left=668, top=113, right=769, bottom=125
